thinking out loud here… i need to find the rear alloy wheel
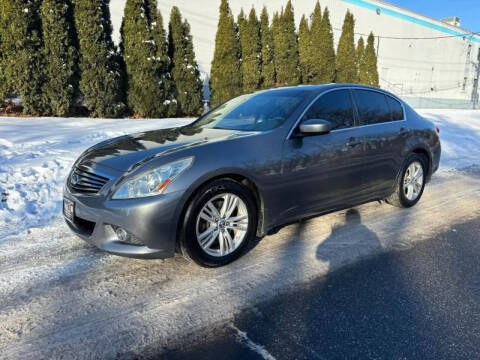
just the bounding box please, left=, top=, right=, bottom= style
left=386, top=154, right=427, bottom=208
left=180, top=180, right=257, bottom=267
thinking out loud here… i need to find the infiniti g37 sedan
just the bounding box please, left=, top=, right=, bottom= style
left=64, top=84, right=441, bottom=267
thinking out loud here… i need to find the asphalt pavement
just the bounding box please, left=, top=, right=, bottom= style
left=165, top=216, right=480, bottom=360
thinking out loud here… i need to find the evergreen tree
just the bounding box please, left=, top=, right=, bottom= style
left=41, top=0, right=78, bottom=116
left=0, top=4, right=4, bottom=106
left=357, top=37, right=368, bottom=84
left=151, top=6, right=178, bottom=117
left=73, top=0, right=125, bottom=117
left=237, top=9, right=247, bottom=36
left=315, top=7, right=336, bottom=83
left=260, top=6, right=275, bottom=88
left=0, top=0, right=44, bottom=114
left=168, top=7, right=203, bottom=116
left=308, top=1, right=322, bottom=83
left=239, top=8, right=261, bottom=92
left=210, top=0, right=242, bottom=106
left=336, top=10, right=358, bottom=83
left=273, top=1, right=300, bottom=86
left=364, top=32, right=379, bottom=87
left=298, top=14, right=311, bottom=83
left=122, top=0, right=167, bottom=117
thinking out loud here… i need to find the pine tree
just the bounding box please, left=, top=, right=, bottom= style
left=0, top=0, right=45, bottom=114
left=357, top=37, right=368, bottom=85
left=0, top=4, right=4, bottom=106
left=151, top=6, right=178, bottom=117
left=315, top=7, right=336, bottom=83
left=273, top=1, right=300, bottom=86
left=73, top=0, right=125, bottom=117
left=336, top=10, right=358, bottom=83
left=122, top=0, right=168, bottom=117
left=260, top=6, right=275, bottom=89
left=210, top=0, right=242, bottom=106
left=237, top=9, right=247, bottom=36
left=168, top=7, right=203, bottom=116
left=239, top=8, right=261, bottom=92
left=364, top=32, right=379, bottom=87
left=308, top=1, right=322, bottom=83
left=298, top=14, right=311, bottom=83
left=41, top=0, right=78, bottom=116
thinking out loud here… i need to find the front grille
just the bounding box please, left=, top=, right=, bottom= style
left=69, top=165, right=110, bottom=195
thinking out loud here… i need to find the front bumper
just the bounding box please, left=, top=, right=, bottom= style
left=63, top=186, right=185, bottom=259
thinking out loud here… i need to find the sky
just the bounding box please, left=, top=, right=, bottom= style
left=386, top=0, right=479, bottom=32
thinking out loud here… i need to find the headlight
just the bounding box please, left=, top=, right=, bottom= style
left=112, top=157, right=193, bottom=199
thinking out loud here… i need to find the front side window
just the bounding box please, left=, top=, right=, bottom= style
left=354, top=90, right=391, bottom=125
left=192, top=90, right=308, bottom=132
left=386, top=95, right=404, bottom=121
left=301, top=90, right=354, bottom=130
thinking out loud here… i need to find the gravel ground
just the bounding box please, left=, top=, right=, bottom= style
left=1, top=166, right=479, bottom=359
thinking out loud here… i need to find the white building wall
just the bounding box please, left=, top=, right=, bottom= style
left=110, top=0, right=480, bottom=108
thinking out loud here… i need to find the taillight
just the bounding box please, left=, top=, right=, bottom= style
left=435, top=125, right=440, bottom=134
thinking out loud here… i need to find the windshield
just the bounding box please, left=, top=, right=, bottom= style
left=192, top=90, right=308, bottom=131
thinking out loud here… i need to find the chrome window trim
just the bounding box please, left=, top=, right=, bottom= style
left=286, top=86, right=407, bottom=139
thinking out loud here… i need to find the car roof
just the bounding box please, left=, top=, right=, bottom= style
left=259, top=83, right=394, bottom=96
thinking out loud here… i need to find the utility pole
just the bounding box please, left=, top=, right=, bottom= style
left=472, top=49, right=480, bottom=109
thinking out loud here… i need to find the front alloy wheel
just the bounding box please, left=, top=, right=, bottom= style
left=196, top=193, right=249, bottom=257
left=180, top=179, right=257, bottom=267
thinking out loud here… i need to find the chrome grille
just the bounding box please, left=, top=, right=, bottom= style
left=69, top=165, right=110, bottom=195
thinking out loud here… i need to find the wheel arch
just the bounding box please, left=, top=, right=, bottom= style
left=175, top=172, right=266, bottom=251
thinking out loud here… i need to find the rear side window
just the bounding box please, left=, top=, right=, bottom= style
left=386, top=95, right=404, bottom=121
left=302, top=90, right=354, bottom=130
left=354, top=90, right=391, bottom=125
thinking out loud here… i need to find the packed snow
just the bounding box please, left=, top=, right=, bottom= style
left=0, top=117, right=192, bottom=239
left=0, top=109, right=479, bottom=241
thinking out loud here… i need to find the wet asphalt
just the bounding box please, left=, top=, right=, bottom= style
left=163, top=216, right=480, bottom=360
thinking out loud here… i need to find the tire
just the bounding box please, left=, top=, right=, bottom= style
left=179, top=179, right=257, bottom=267
left=386, top=153, right=427, bottom=208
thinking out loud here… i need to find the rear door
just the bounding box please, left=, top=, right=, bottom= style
left=352, top=90, right=407, bottom=196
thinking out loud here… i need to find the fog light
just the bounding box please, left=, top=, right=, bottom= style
left=115, top=227, right=128, bottom=242
left=112, top=225, right=144, bottom=246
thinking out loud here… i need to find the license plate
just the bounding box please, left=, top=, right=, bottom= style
left=63, top=198, right=74, bottom=222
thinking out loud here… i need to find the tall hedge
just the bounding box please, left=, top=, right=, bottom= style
left=273, top=1, right=300, bottom=86
left=364, top=32, right=379, bottom=87
left=239, top=8, right=261, bottom=92
left=357, top=37, right=367, bottom=84
left=73, top=0, right=125, bottom=117
left=168, top=6, right=203, bottom=116
left=41, top=0, right=78, bottom=116
left=260, top=6, right=275, bottom=89
left=298, top=14, right=311, bottom=83
left=210, top=0, right=242, bottom=106
left=315, top=7, right=336, bottom=83
left=0, top=0, right=44, bottom=114
left=336, top=10, right=358, bottom=83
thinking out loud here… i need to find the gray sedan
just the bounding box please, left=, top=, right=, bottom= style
left=63, top=84, right=441, bottom=267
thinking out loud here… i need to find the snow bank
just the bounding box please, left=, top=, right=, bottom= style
left=0, top=110, right=479, bottom=240
left=0, top=117, right=192, bottom=239
left=418, top=109, right=480, bottom=170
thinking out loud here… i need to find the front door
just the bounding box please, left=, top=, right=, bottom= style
left=279, top=89, right=366, bottom=223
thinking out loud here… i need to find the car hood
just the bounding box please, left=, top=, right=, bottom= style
left=78, top=126, right=256, bottom=172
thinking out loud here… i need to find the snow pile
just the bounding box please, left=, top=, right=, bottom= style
left=0, top=117, right=192, bottom=239
left=418, top=109, right=480, bottom=170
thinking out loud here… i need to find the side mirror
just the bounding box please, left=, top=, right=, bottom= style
left=299, top=119, right=332, bottom=135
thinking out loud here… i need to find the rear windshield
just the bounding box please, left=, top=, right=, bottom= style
left=192, top=91, right=308, bottom=131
